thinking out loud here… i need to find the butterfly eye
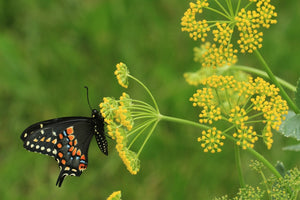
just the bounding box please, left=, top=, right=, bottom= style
left=92, top=109, right=98, bottom=116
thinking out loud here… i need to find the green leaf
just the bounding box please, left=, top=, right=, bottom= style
left=275, top=161, right=286, bottom=177
left=283, top=143, right=300, bottom=152
left=279, top=113, right=300, bottom=140
left=296, top=77, right=300, bottom=109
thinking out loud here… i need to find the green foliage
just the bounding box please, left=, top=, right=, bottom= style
left=280, top=114, right=300, bottom=140
left=283, top=143, right=300, bottom=152
left=275, top=161, right=287, bottom=177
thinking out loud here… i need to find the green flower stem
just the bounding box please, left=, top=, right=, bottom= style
left=137, top=120, right=159, bottom=157
left=129, top=75, right=160, bottom=113
left=247, top=148, right=282, bottom=179
left=225, top=0, right=234, bottom=17
left=206, top=6, right=230, bottom=20
left=159, top=114, right=210, bottom=130
left=259, top=171, right=271, bottom=200
left=254, top=50, right=300, bottom=114
left=224, top=133, right=282, bottom=179
left=231, top=65, right=296, bottom=92
left=128, top=119, right=155, bottom=149
left=214, top=0, right=231, bottom=18
left=235, top=0, right=242, bottom=16
left=235, top=144, right=245, bottom=188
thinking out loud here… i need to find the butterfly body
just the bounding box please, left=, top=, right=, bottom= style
left=21, top=109, right=108, bottom=187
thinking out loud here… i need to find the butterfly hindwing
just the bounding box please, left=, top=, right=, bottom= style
left=21, top=114, right=107, bottom=187
left=54, top=121, right=94, bottom=187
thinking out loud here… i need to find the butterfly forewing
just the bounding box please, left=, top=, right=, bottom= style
left=21, top=111, right=108, bottom=187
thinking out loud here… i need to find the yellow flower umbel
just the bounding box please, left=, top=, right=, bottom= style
left=181, top=0, right=277, bottom=67
left=100, top=63, right=160, bottom=174
left=115, top=62, right=130, bottom=88
left=190, top=75, right=288, bottom=151
left=198, top=127, right=225, bottom=153
left=107, top=191, right=122, bottom=200
left=100, top=93, right=142, bottom=174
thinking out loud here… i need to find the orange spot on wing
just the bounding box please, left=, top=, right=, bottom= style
left=40, top=137, right=45, bottom=142
left=73, top=139, right=78, bottom=146
left=76, top=149, right=82, bottom=156
left=58, top=152, right=63, bottom=158
left=57, top=143, right=62, bottom=149
left=69, top=141, right=73, bottom=146
left=68, top=135, right=75, bottom=141
left=72, top=148, right=77, bottom=156
left=46, top=137, right=51, bottom=142
left=59, top=133, right=64, bottom=140
left=80, top=155, right=86, bottom=161
left=66, top=127, right=74, bottom=135
left=52, top=139, right=57, bottom=144
left=61, top=159, right=66, bottom=165
left=69, top=146, right=74, bottom=152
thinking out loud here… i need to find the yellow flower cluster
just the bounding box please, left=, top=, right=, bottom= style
left=100, top=93, right=133, bottom=137
left=114, top=62, right=130, bottom=88
left=190, top=75, right=288, bottom=151
left=181, top=0, right=210, bottom=42
left=197, top=127, right=225, bottom=153
left=115, top=129, right=140, bottom=175
left=107, top=191, right=122, bottom=200
left=235, top=8, right=264, bottom=53
left=201, top=43, right=238, bottom=69
left=235, top=185, right=264, bottom=199
left=181, top=0, right=277, bottom=67
left=100, top=93, right=140, bottom=174
left=233, top=124, right=258, bottom=149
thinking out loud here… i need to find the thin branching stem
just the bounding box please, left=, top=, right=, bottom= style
left=254, top=50, right=299, bottom=114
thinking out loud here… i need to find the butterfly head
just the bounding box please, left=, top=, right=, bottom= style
left=91, top=109, right=100, bottom=118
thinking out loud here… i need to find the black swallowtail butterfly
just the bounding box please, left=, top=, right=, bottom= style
left=20, top=88, right=108, bottom=187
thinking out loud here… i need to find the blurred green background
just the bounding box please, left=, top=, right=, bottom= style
left=0, top=0, right=299, bottom=199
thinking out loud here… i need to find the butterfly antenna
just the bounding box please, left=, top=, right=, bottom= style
left=84, top=86, right=93, bottom=111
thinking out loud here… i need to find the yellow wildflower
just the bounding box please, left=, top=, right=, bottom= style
left=198, top=127, right=225, bottom=153
left=107, top=191, right=122, bottom=200
left=114, top=62, right=130, bottom=88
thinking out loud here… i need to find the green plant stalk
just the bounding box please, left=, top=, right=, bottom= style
left=160, top=114, right=210, bottom=130
left=247, top=148, right=281, bottom=178
left=235, top=144, right=245, bottom=188
left=129, top=74, right=160, bottom=113
left=254, top=50, right=300, bottom=114
left=137, top=120, right=159, bottom=157
left=259, top=170, right=271, bottom=200
left=231, top=65, right=296, bottom=92
left=128, top=119, right=156, bottom=148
